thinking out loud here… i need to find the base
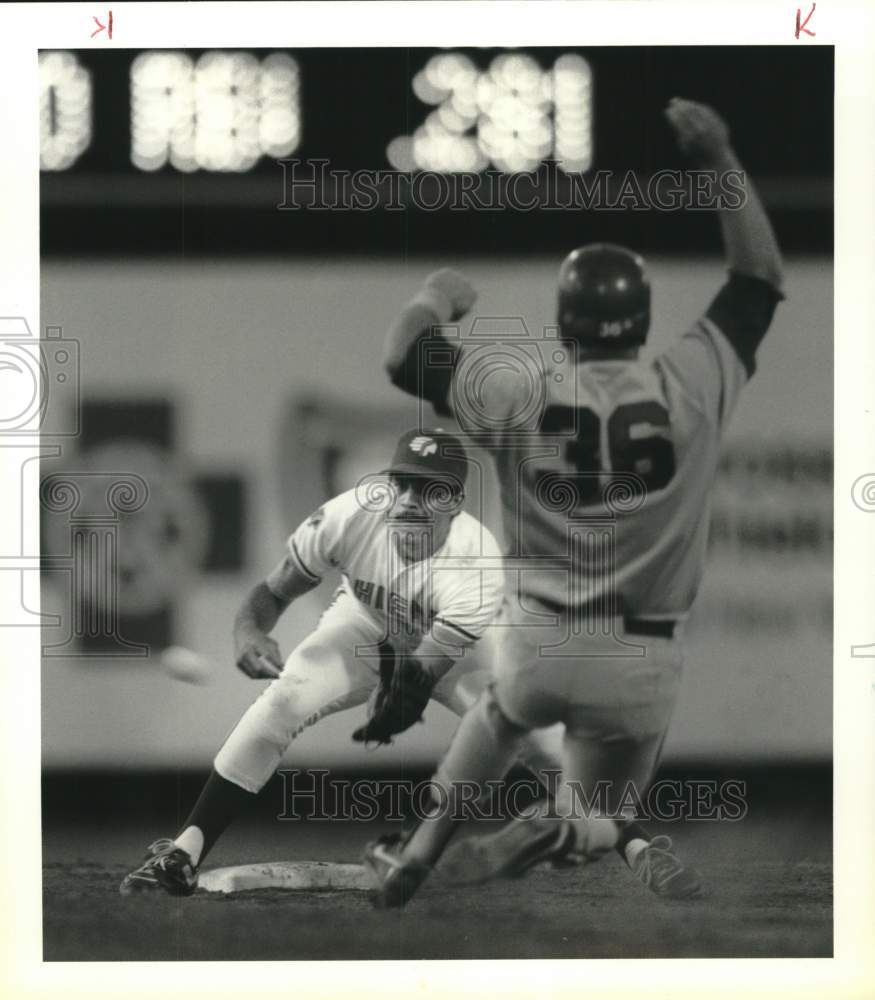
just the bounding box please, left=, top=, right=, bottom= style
left=199, top=860, right=373, bottom=894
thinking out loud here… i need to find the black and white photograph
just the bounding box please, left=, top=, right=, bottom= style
left=1, top=1, right=873, bottom=994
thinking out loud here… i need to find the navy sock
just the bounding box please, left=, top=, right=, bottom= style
left=177, top=769, right=257, bottom=867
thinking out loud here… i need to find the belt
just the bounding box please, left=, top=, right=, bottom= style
left=623, top=617, right=676, bottom=639
left=522, top=594, right=677, bottom=639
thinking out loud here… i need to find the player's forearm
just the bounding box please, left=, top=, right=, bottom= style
left=712, top=148, right=784, bottom=291
left=384, top=269, right=476, bottom=407
left=412, top=634, right=462, bottom=683
left=233, top=582, right=290, bottom=641
left=383, top=302, right=444, bottom=393
left=383, top=302, right=458, bottom=414
left=666, top=98, right=783, bottom=292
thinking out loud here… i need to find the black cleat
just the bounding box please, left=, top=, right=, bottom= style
left=119, top=838, right=198, bottom=896
left=362, top=833, right=431, bottom=908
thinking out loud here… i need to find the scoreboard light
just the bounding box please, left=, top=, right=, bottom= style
left=131, top=51, right=301, bottom=172
left=40, top=51, right=92, bottom=171
left=387, top=52, right=593, bottom=175
left=553, top=54, right=594, bottom=174
left=38, top=50, right=593, bottom=176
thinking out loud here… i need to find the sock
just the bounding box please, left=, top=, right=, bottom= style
left=174, top=768, right=258, bottom=867
left=173, top=826, right=204, bottom=865
left=615, top=821, right=651, bottom=868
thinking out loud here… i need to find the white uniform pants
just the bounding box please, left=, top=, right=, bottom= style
left=215, top=589, right=564, bottom=793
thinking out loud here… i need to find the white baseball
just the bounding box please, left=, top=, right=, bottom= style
left=158, top=646, right=214, bottom=686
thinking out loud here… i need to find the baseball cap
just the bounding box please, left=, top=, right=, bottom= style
left=384, top=428, right=468, bottom=488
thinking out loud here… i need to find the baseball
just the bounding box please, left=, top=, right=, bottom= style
left=158, top=646, right=214, bottom=686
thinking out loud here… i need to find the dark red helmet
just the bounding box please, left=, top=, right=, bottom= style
left=557, top=243, right=650, bottom=351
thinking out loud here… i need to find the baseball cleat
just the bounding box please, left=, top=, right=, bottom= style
left=440, top=816, right=576, bottom=886
left=119, top=838, right=198, bottom=896
left=362, top=833, right=431, bottom=908
left=631, top=835, right=703, bottom=899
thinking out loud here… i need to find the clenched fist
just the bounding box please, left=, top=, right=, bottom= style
left=415, top=268, right=478, bottom=323
left=665, top=98, right=732, bottom=165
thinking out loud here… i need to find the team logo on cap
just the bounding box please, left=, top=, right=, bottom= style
left=409, top=436, right=438, bottom=456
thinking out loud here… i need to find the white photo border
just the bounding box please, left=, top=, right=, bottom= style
left=0, top=1, right=871, bottom=996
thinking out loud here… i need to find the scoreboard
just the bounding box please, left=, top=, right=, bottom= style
left=38, top=47, right=833, bottom=256
left=39, top=47, right=832, bottom=179
left=40, top=48, right=593, bottom=176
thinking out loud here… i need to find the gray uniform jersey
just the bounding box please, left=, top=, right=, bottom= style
left=448, top=317, right=747, bottom=619
left=390, top=270, right=783, bottom=623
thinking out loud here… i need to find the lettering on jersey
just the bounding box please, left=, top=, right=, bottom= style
left=535, top=402, right=676, bottom=512
left=353, top=577, right=429, bottom=634
left=387, top=592, right=411, bottom=634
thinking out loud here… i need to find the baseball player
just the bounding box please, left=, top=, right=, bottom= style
left=363, top=98, right=784, bottom=907
left=119, top=428, right=564, bottom=895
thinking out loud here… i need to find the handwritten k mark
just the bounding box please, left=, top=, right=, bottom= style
left=795, top=3, right=816, bottom=39
left=91, top=11, right=113, bottom=39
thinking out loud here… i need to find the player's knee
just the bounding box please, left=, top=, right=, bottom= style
left=213, top=753, right=263, bottom=794
left=481, top=684, right=527, bottom=741
left=213, top=684, right=316, bottom=794
left=237, top=674, right=315, bottom=747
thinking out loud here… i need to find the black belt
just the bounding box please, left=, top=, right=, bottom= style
left=523, top=595, right=677, bottom=639
left=623, top=617, right=676, bottom=639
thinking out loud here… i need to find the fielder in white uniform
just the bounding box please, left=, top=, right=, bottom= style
left=120, top=428, right=563, bottom=896
left=364, top=98, right=785, bottom=907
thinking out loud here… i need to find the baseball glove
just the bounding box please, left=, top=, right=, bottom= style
left=352, top=649, right=434, bottom=746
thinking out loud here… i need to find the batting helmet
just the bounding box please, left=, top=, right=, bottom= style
left=557, top=243, right=651, bottom=352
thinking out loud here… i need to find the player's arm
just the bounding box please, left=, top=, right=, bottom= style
left=383, top=601, right=494, bottom=704
left=666, top=98, right=784, bottom=377
left=234, top=500, right=343, bottom=680
left=232, top=569, right=316, bottom=680
left=349, top=623, right=490, bottom=746
left=382, top=269, right=478, bottom=416
left=404, top=633, right=462, bottom=686
left=350, top=631, right=458, bottom=746
left=421, top=550, right=507, bottom=681
left=351, top=554, right=505, bottom=745
left=666, top=97, right=783, bottom=290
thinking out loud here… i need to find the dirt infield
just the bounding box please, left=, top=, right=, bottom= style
left=43, top=807, right=831, bottom=961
